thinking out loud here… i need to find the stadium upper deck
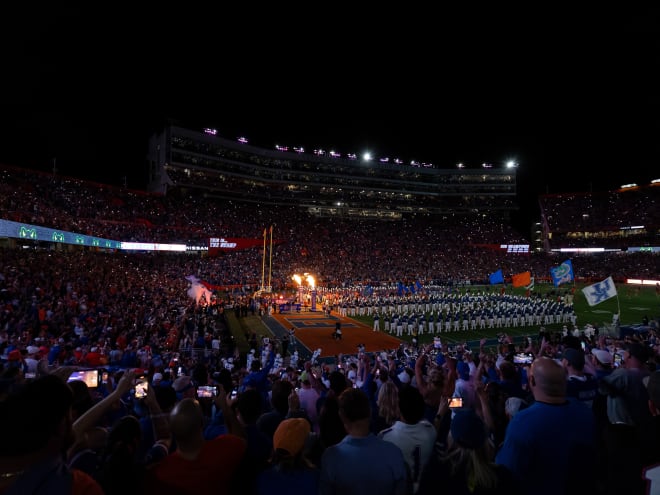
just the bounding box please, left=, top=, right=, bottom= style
left=147, top=125, right=518, bottom=219
left=538, top=184, right=660, bottom=250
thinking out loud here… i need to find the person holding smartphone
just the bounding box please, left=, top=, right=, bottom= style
left=196, top=385, right=217, bottom=399
left=451, top=360, right=477, bottom=417
left=562, top=348, right=598, bottom=409
left=496, top=357, right=597, bottom=495
left=419, top=409, right=516, bottom=495
left=0, top=374, right=106, bottom=495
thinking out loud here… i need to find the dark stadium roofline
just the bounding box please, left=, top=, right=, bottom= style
left=167, top=125, right=517, bottom=174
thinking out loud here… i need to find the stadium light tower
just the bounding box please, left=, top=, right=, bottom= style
left=506, top=160, right=518, bottom=169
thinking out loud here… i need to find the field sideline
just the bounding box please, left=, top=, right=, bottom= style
left=227, top=284, right=659, bottom=361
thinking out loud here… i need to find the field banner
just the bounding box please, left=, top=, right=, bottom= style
left=582, top=276, right=618, bottom=306
left=512, top=271, right=531, bottom=288
left=550, top=259, right=574, bottom=286
left=489, top=269, right=504, bottom=285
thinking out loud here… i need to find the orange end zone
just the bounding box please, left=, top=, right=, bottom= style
left=269, top=310, right=402, bottom=358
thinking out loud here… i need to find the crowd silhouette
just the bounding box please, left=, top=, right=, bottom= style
left=0, top=163, right=659, bottom=494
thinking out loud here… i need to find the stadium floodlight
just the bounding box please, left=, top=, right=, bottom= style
left=362, top=152, right=372, bottom=162
left=457, top=163, right=465, bottom=169
left=505, top=160, right=517, bottom=168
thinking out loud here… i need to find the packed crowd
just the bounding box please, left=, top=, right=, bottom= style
left=0, top=164, right=657, bottom=289
left=3, top=303, right=660, bottom=494
left=163, top=164, right=520, bottom=213
left=539, top=186, right=660, bottom=249
left=1, top=163, right=660, bottom=494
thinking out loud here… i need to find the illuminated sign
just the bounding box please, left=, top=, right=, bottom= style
left=121, top=242, right=186, bottom=252
left=210, top=238, right=238, bottom=249
left=208, top=236, right=282, bottom=255
left=0, top=220, right=121, bottom=249
left=500, top=244, right=530, bottom=254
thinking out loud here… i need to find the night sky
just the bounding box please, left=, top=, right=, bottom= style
left=1, top=6, right=658, bottom=233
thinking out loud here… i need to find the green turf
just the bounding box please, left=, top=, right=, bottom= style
left=350, top=283, right=659, bottom=348
left=222, top=284, right=659, bottom=359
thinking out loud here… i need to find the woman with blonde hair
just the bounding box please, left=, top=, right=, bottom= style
left=418, top=409, right=518, bottom=495
left=372, top=379, right=400, bottom=433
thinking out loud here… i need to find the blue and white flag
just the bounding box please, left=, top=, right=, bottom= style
left=582, top=276, right=617, bottom=306
left=489, top=269, right=504, bottom=285
left=550, top=259, right=574, bottom=287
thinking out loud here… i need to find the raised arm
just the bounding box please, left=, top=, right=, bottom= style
left=415, top=352, right=429, bottom=397
left=214, top=383, right=244, bottom=438
left=72, top=369, right=136, bottom=439
left=142, top=379, right=170, bottom=446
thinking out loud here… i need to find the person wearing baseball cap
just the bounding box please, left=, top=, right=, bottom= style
left=562, top=347, right=598, bottom=408
left=597, top=341, right=652, bottom=495
left=418, top=409, right=517, bottom=494
left=496, top=357, right=597, bottom=495
left=273, top=418, right=311, bottom=458
left=255, top=418, right=319, bottom=495
left=590, top=348, right=614, bottom=381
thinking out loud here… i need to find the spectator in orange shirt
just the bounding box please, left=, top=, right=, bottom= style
left=144, top=393, right=246, bottom=495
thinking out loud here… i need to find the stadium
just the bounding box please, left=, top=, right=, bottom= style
left=0, top=123, right=658, bottom=351
left=1, top=122, right=659, bottom=494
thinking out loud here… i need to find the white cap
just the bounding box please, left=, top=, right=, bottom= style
left=505, top=397, right=527, bottom=417
left=152, top=372, right=163, bottom=383
left=397, top=370, right=411, bottom=384
left=591, top=348, right=613, bottom=365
